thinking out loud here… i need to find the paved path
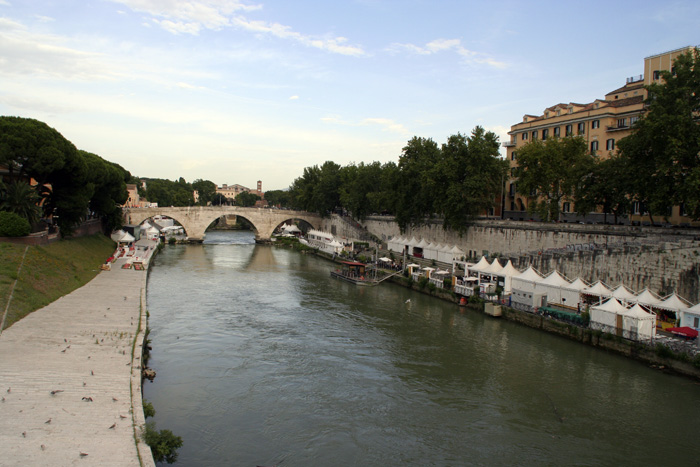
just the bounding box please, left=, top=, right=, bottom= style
left=0, top=239, right=157, bottom=466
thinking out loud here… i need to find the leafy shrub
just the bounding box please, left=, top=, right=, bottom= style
left=0, top=211, right=31, bottom=237
left=417, top=276, right=429, bottom=290
left=143, top=421, right=183, bottom=464
left=143, top=400, right=156, bottom=418
left=427, top=282, right=436, bottom=293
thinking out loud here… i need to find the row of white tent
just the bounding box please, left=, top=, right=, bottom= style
left=387, top=236, right=466, bottom=263
left=465, top=256, right=700, bottom=334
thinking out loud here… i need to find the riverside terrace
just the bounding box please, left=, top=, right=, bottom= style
left=0, top=239, right=157, bottom=466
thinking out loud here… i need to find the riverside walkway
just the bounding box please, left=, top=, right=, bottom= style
left=0, top=239, right=157, bottom=466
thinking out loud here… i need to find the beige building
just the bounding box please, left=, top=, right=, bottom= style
left=504, top=46, right=696, bottom=225
left=216, top=180, right=264, bottom=201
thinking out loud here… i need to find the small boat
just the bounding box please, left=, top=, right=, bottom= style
left=330, top=261, right=379, bottom=286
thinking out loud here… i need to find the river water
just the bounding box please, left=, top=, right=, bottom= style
left=144, top=231, right=700, bottom=466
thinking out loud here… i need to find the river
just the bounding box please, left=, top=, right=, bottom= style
left=144, top=231, right=700, bottom=466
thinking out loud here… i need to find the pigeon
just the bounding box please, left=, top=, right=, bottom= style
left=50, top=390, right=64, bottom=395
left=80, top=452, right=88, bottom=457
left=22, top=432, right=26, bottom=437
left=45, top=418, right=51, bottom=424
left=109, top=423, right=116, bottom=429
left=82, top=397, right=93, bottom=402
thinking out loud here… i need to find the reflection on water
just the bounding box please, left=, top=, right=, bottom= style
left=145, top=231, right=700, bottom=466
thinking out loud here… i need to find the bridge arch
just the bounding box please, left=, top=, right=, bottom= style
left=124, top=206, right=322, bottom=243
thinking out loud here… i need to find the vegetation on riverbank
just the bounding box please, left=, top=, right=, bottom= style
left=0, top=234, right=115, bottom=330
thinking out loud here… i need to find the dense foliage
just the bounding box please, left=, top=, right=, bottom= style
left=288, top=126, right=508, bottom=232
left=0, top=117, right=130, bottom=235
left=0, top=210, right=31, bottom=237
left=618, top=47, right=700, bottom=221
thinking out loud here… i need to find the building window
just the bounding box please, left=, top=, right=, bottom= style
left=556, top=110, right=561, bottom=116
left=562, top=202, right=571, bottom=213
left=511, top=167, right=516, bottom=176
left=591, top=141, right=599, bottom=153
left=606, top=139, right=615, bottom=151
left=617, top=118, right=626, bottom=128
left=577, top=122, right=585, bottom=135
left=632, top=201, right=640, bottom=215
left=565, top=124, right=572, bottom=136
left=553, top=127, right=560, bottom=137
left=542, top=129, right=549, bottom=140
left=522, top=132, right=528, bottom=141
left=532, top=131, right=538, bottom=140
left=511, top=151, right=517, bottom=161
left=630, top=116, right=639, bottom=126
left=653, top=70, right=660, bottom=80
left=592, top=120, right=600, bottom=129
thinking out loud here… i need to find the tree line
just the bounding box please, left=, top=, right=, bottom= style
left=286, top=126, right=509, bottom=232
left=0, top=117, right=131, bottom=236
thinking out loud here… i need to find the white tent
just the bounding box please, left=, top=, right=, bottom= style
left=483, top=259, right=504, bottom=275
left=635, top=288, right=661, bottom=307
left=582, top=281, right=613, bottom=303
left=468, top=256, right=491, bottom=274
left=611, top=285, right=637, bottom=304
left=111, top=230, right=135, bottom=244
left=656, top=292, right=691, bottom=314
left=560, top=278, right=589, bottom=310
left=680, top=302, right=700, bottom=329
left=450, top=245, right=466, bottom=261
left=424, top=242, right=439, bottom=261
left=590, top=298, right=628, bottom=330
left=499, top=260, right=521, bottom=294
left=536, top=271, right=571, bottom=306
left=145, top=225, right=159, bottom=240
left=511, top=266, right=543, bottom=294
left=623, top=303, right=656, bottom=342
left=437, top=244, right=453, bottom=264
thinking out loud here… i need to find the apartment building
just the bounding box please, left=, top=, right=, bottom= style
left=503, top=46, right=695, bottom=224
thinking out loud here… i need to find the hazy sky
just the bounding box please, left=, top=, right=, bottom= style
left=1, top=1, right=698, bottom=190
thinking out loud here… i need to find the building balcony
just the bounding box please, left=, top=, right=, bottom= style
left=606, top=124, right=630, bottom=132
left=502, top=140, right=516, bottom=147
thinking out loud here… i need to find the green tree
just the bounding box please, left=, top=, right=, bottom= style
left=436, top=127, right=508, bottom=231
left=191, top=179, right=217, bottom=206
left=0, top=117, right=92, bottom=234
left=0, top=179, right=41, bottom=226
left=142, top=178, right=194, bottom=207
left=211, top=193, right=230, bottom=205
left=575, top=154, right=631, bottom=224
left=263, top=189, right=290, bottom=208
left=234, top=191, right=261, bottom=207
left=618, top=47, right=700, bottom=221
left=514, top=136, right=593, bottom=222
left=81, top=151, right=129, bottom=232
left=394, top=136, right=441, bottom=231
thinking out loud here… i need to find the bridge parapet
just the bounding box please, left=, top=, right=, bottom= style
left=124, top=206, right=322, bottom=242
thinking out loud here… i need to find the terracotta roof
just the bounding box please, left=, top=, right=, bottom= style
left=606, top=82, right=645, bottom=95
left=606, top=95, right=644, bottom=107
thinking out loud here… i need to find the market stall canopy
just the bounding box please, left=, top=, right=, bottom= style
left=592, top=297, right=627, bottom=313
left=611, top=285, right=637, bottom=302
left=450, top=245, right=466, bottom=259
left=379, top=257, right=392, bottom=262
left=656, top=292, right=691, bottom=313
left=565, top=278, right=589, bottom=291
left=635, top=288, right=661, bottom=306
left=469, top=256, right=491, bottom=272
left=483, top=259, right=504, bottom=275
left=500, top=260, right=520, bottom=277
left=514, top=266, right=543, bottom=282
left=538, top=270, right=570, bottom=287
left=625, top=303, right=655, bottom=320
left=583, top=281, right=612, bottom=298
left=406, top=263, right=421, bottom=268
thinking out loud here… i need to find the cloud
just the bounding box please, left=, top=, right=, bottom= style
left=322, top=115, right=410, bottom=135
left=110, top=0, right=365, bottom=56
left=289, top=95, right=299, bottom=100
left=387, top=38, right=507, bottom=68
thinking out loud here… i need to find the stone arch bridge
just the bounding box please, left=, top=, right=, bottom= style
left=124, top=206, right=322, bottom=243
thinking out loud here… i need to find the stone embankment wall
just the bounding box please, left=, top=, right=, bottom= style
left=325, top=215, right=700, bottom=303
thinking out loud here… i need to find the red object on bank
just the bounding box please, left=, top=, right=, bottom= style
left=667, top=327, right=699, bottom=339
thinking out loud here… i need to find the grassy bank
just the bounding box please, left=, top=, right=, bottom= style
left=0, top=234, right=115, bottom=330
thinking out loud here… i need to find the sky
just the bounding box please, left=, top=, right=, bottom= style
left=0, top=1, right=698, bottom=191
